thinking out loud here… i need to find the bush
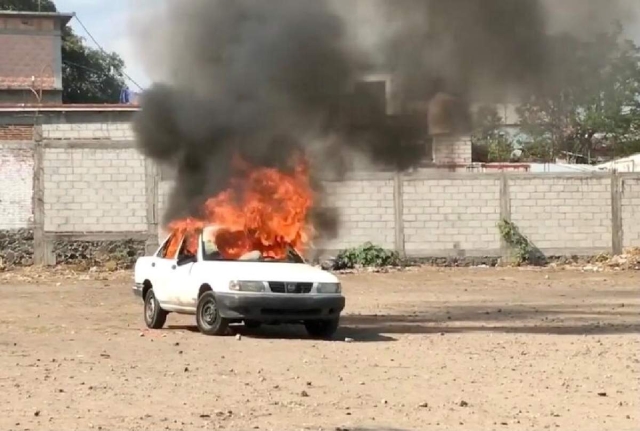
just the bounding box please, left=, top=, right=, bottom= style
left=497, top=219, right=546, bottom=266
left=334, top=242, right=401, bottom=270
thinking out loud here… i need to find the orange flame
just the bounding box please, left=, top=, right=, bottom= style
left=167, top=154, right=314, bottom=260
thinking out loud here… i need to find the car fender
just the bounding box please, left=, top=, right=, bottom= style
left=190, top=263, right=231, bottom=298
left=134, top=256, right=155, bottom=285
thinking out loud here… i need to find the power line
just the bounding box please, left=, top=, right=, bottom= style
left=71, top=14, right=143, bottom=91
left=63, top=59, right=115, bottom=77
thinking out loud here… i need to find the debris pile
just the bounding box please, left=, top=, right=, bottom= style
left=53, top=240, right=145, bottom=269
left=0, top=265, right=131, bottom=283
left=0, top=229, right=34, bottom=267
left=578, top=248, right=640, bottom=272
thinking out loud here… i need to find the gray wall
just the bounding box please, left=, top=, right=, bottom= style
left=160, top=171, right=634, bottom=259
left=1, top=111, right=639, bottom=264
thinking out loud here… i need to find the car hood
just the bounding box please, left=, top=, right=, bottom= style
left=200, top=261, right=339, bottom=283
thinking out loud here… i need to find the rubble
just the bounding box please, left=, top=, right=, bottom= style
left=601, top=248, right=640, bottom=270
left=0, top=265, right=132, bottom=283
left=323, top=248, right=640, bottom=274
left=0, top=229, right=34, bottom=267
left=552, top=248, right=640, bottom=272
left=2, top=248, right=639, bottom=283
left=53, top=239, right=145, bottom=269
left=0, top=229, right=144, bottom=271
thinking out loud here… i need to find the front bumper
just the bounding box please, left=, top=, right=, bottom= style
left=132, top=283, right=144, bottom=299
left=215, top=293, right=345, bottom=322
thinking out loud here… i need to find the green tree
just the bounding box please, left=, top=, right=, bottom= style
left=0, top=0, right=128, bottom=103
left=517, top=23, right=640, bottom=163
left=471, top=105, right=515, bottom=163
left=0, top=0, right=55, bottom=11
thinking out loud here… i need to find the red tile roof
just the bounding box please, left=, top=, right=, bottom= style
left=0, top=104, right=140, bottom=112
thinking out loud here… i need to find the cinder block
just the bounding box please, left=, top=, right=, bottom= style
left=81, top=202, right=97, bottom=210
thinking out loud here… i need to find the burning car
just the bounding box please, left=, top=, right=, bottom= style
left=133, top=225, right=345, bottom=338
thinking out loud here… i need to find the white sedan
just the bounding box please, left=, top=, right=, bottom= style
left=133, top=226, right=345, bottom=338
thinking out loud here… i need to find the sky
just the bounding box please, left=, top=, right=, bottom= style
left=55, top=0, right=640, bottom=93
left=55, top=0, right=156, bottom=91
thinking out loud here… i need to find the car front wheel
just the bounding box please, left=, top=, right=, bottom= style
left=144, top=288, right=168, bottom=329
left=196, top=291, right=229, bottom=336
left=304, top=317, right=340, bottom=339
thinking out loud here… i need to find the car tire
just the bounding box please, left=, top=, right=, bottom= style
left=196, top=291, right=229, bottom=336
left=304, top=317, right=340, bottom=339
left=244, top=320, right=262, bottom=329
left=144, top=288, right=168, bottom=329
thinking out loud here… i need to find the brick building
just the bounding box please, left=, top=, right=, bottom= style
left=0, top=11, right=74, bottom=104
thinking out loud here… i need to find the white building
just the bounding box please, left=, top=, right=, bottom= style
left=594, top=153, right=640, bottom=172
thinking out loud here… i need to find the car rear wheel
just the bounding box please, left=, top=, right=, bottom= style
left=196, top=291, right=229, bottom=336
left=144, top=288, right=168, bottom=329
left=304, top=317, right=340, bottom=339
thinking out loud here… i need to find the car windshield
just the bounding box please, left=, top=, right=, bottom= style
left=201, top=226, right=304, bottom=263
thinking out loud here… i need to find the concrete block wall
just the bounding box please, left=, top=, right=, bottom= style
left=0, top=143, right=34, bottom=229
left=156, top=177, right=398, bottom=252
left=317, top=178, right=396, bottom=250
left=157, top=180, right=174, bottom=242
left=42, top=122, right=135, bottom=140
left=0, top=110, right=148, bottom=266
left=510, top=176, right=612, bottom=253
left=43, top=147, right=147, bottom=232
left=155, top=172, right=639, bottom=258
left=402, top=177, right=501, bottom=256
left=432, top=136, right=473, bottom=165
left=621, top=176, right=640, bottom=248
left=3, top=118, right=640, bottom=265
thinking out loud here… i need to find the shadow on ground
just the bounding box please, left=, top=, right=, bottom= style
left=166, top=300, right=638, bottom=341
left=341, top=301, right=640, bottom=337
left=165, top=324, right=397, bottom=342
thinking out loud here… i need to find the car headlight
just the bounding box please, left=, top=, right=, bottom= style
left=317, top=282, right=341, bottom=294
left=229, top=280, right=266, bottom=292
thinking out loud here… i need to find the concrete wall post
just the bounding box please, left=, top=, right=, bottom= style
left=611, top=171, right=623, bottom=255
left=499, top=172, right=512, bottom=262
left=145, top=159, right=160, bottom=255
left=393, top=172, right=405, bottom=257
left=32, top=125, right=46, bottom=265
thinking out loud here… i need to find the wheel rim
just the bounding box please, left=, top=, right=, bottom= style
left=146, top=294, right=155, bottom=322
left=201, top=300, right=217, bottom=327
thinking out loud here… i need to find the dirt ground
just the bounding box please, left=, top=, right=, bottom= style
left=0, top=267, right=638, bottom=431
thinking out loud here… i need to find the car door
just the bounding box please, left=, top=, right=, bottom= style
left=152, top=232, right=184, bottom=306
left=166, top=231, right=199, bottom=309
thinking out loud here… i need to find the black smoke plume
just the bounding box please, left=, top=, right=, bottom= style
left=134, top=0, right=637, bottom=233
left=375, top=0, right=637, bottom=109
left=134, top=0, right=364, bottom=231
left=388, top=0, right=546, bottom=105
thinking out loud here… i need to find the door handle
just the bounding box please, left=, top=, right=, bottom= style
left=152, top=262, right=155, bottom=267
left=172, top=265, right=176, bottom=270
